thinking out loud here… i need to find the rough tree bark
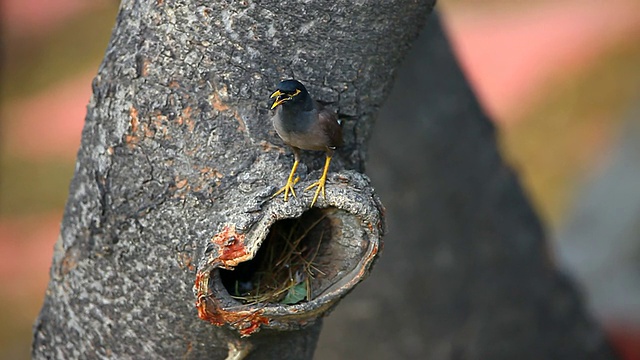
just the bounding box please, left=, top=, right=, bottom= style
left=316, top=13, right=618, bottom=360
left=33, top=0, right=434, bottom=359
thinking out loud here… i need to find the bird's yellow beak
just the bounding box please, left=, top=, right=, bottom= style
left=270, top=90, right=283, bottom=99
left=270, top=90, right=285, bottom=109
left=270, top=89, right=301, bottom=109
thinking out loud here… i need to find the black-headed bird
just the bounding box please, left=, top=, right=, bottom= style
left=270, top=79, right=343, bottom=207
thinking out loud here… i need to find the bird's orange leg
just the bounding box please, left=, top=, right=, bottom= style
left=305, top=154, right=332, bottom=207
left=273, top=148, right=300, bottom=201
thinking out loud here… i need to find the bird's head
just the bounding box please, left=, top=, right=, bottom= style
left=270, top=79, right=309, bottom=109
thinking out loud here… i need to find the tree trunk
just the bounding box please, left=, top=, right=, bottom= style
left=316, top=12, right=618, bottom=360
left=32, top=0, right=434, bottom=359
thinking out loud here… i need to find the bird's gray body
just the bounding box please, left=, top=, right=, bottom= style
left=272, top=101, right=341, bottom=151
left=269, top=79, right=342, bottom=206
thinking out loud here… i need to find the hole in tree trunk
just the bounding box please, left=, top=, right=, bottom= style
left=219, top=207, right=364, bottom=305
left=195, top=172, right=383, bottom=334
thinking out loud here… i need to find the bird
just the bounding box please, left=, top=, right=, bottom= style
left=269, top=79, right=343, bottom=207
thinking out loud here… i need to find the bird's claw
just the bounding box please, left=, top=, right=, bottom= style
left=305, top=177, right=326, bottom=207
left=272, top=176, right=300, bottom=201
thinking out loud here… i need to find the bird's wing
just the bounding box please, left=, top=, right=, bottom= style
left=316, top=102, right=343, bottom=148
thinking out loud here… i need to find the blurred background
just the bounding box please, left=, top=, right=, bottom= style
left=1, top=0, right=639, bottom=358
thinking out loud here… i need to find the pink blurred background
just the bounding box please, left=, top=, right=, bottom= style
left=1, top=0, right=639, bottom=358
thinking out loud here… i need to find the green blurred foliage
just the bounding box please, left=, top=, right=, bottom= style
left=499, top=39, right=640, bottom=228
left=0, top=3, right=118, bottom=216
left=0, top=3, right=119, bottom=101
left=0, top=155, right=76, bottom=216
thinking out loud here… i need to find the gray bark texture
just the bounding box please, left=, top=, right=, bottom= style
left=315, top=13, right=618, bottom=360
left=33, top=0, right=434, bottom=359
